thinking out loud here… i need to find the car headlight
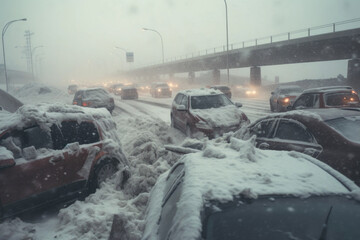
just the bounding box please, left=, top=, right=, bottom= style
left=195, top=121, right=212, bottom=130
left=158, top=88, right=162, bottom=92
left=282, top=97, right=290, bottom=103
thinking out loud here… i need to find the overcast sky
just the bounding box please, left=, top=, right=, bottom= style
left=1, top=0, right=360, bottom=85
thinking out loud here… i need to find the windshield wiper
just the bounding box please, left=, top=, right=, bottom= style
left=318, top=206, right=333, bottom=240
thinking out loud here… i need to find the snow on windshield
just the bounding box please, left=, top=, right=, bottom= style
left=191, top=94, right=232, bottom=109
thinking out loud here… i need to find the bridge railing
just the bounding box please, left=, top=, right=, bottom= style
left=164, top=18, right=360, bottom=64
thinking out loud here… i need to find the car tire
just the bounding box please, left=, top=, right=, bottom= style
left=89, top=159, right=118, bottom=193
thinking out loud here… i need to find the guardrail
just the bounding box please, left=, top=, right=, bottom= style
left=159, top=18, right=360, bottom=65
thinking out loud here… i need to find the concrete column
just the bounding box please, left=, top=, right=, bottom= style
left=188, top=72, right=195, bottom=84
left=347, top=59, right=360, bottom=92
left=212, top=69, right=220, bottom=85
left=250, top=66, right=261, bottom=86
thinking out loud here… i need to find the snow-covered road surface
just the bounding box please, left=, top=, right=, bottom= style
left=0, top=83, right=270, bottom=240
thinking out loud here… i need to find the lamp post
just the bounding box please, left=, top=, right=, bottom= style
left=224, top=0, right=230, bottom=85
left=2, top=18, right=27, bottom=92
left=114, top=46, right=128, bottom=71
left=142, top=27, right=164, bottom=64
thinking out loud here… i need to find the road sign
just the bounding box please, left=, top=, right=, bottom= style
left=126, top=52, right=134, bottom=62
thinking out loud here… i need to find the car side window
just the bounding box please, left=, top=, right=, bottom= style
left=179, top=95, right=188, bottom=108
left=250, top=120, right=275, bottom=138
left=78, top=121, right=100, bottom=144
left=23, top=126, right=53, bottom=149
left=158, top=178, right=184, bottom=240
left=174, top=94, right=184, bottom=105
left=293, top=94, right=316, bottom=109
left=275, top=120, right=314, bottom=143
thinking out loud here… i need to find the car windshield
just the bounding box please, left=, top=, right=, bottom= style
left=325, top=116, right=360, bottom=143
left=83, top=89, right=109, bottom=100
left=325, top=92, right=360, bottom=107
left=191, top=94, right=232, bottom=109
left=279, top=88, right=302, bottom=94
left=204, top=195, right=360, bottom=240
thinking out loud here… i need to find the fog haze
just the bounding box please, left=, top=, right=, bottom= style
left=1, top=0, right=360, bottom=86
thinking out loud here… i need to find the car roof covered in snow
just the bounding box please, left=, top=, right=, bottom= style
left=302, top=85, right=355, bottom=94
left=254, top=108, right=360, bottom=123
left=143, top=137, right=360, bottom=239
left=0, top=103, right=115, bottom=136
left=179, top=88, right=223, bottom=97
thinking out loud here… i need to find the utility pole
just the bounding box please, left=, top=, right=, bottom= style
left=24, top=30, right=34, bottom=80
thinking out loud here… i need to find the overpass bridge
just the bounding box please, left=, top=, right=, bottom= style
left=127, top=18, right=360, bottom=88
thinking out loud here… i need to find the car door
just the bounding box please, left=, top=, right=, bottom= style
left=269, top=119, right=323, bottom=157
left=172, top=94, right=186, bottom=130
left=52, top=120, right=102, bottom=190
left=292, top=94, right=320, bottom=109
left=0, top=126, right=67, bottom=213
left=250, top=119, right=277, bottom=150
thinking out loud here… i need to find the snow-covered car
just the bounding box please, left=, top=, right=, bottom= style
left=238, top=108, right=360, bottom=185
left=120, top=86, right=138, bottom=100
left=171, top=88, right=249, bottom=138
left=72, top=88, right=115, bottom=114
left=142, top=138, right=360, bottom=240
left=291, top=86, right=360, bottom=110
left=150, top=82, right=172, bottom=98
left=270, top=85, right=302, bottom=112
left=0, top=103, right=129, bottom=220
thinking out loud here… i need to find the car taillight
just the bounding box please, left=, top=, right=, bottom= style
left=73, top=101, right=77, bottom=105
left=82, top=101, right=90, bottom=107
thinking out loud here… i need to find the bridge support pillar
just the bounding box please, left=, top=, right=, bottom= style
left=250, top=66, right=261, bottom=86
left=212, top=69, right=220, bottom=85
left=347, top=59, right=360, bottom=92
left=188, top=72, right=195, bottom=84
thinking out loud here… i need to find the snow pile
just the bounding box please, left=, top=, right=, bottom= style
left=143, top=137, right=356, bottom=240
left=11, top=82, right=71, bottom=104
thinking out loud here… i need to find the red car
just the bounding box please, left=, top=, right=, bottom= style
left=291, top=86, right=360, bottom=109
left=0, top=104, right=129, bottom=220
left=171, top=88, right=249, bottom=138
left=242, top=108, right=360, bottom=185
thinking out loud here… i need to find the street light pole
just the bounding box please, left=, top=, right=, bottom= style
left=224, top=0, right=230, bottom=85
left=2, top=18, right=27, bottom=92
left=142, top=28, right=164, bottom=64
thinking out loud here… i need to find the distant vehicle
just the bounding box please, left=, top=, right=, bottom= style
left=208, top=85, right=232, bottom=99
left=142, top=140, right=360, bottom=240
left=232, top=85, right=257, bottom=98
left=72, top=88, right=115, bottom=113
left=120, top=86, right=138, bottom=100
left=108, top=83, right=124, bottom=95
left=171, top=88, right=249, bottom=138
left=0, top=103, right=129, bottom=220
left=291, top=86, right=360, bottom=110
left=240, top=108, right=360, bottom=185
left=270, top=85, right=302, bottom=112
left=150, top=82, right=172, bottom=98
left=67, top=84, right=78, bottom=94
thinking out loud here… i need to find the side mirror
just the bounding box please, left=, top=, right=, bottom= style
left=0, top=158, right=15, bottom=169
left=176, top=105, right=187, bottom=111
left=235, top=102, right=243, bottom=108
